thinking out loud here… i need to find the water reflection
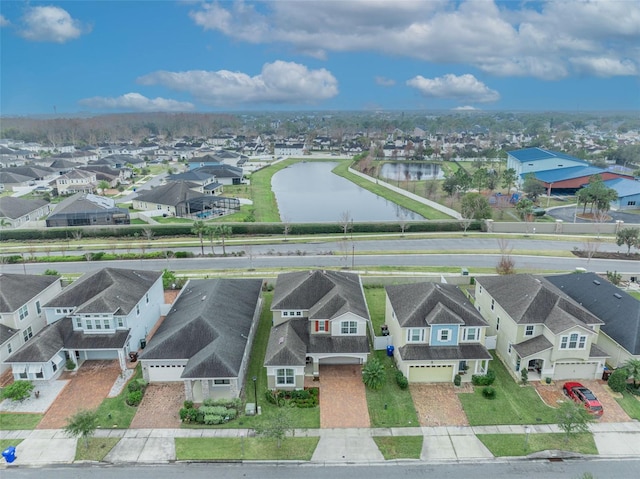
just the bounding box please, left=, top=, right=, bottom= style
left=272, top=161, right=424, bottom=222
left=379, top=162, right=444, bottom=182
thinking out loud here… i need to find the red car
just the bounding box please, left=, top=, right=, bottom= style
left=563, top=382, right=604, bottom=417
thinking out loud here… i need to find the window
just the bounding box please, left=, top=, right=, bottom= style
left=318, top=321, right=326, bottom=332
left=490, top=299, right=495, bottom=311
left=463, top=327, right=479, bottom=341
left=36, top=301, right=41, bottom=315
left=117, top=317, right=124, bottom=328
left=341, top=321, right=358, bottom=335
left=95, top=320, right=102, bottom=330
left=276, top=368, right=295, bottom=385
left=407, top=328, right=425, bottom=342
left=103, top=319, right=110, bottom=329
left=438, top=329, right=450, bottom=342
left=296, top=311, right=302, bottom=316
left=508, top=342, right=512, bottom=354
left=75, top=318, right=82, bottom=328
left=496, top=317, right=500, bottom=331
left=478, top=285, right=482, bottom=294
left=136, top=304, right=140, bottom=316
left=525, top=325, right=534, bottom=336
left=19, top=305, right=29, bottom=320
left=51, top=361, right=57, bottom=372
left=7, top=342, right=12, bottom=354
left=560, top=333, right=587, bottom=350
left=86, top=320, right=93, bottom=330
left=23, top=326, right=33, bottom=342
left=627, top=201, right=636, bottom=206
left=56, top=308, right=62, bottom=314
left=19, top=370, right=27, bottom=379
left=145, top=293, right=149, bottom=304
left=282, top=311, right=289, bottom=317
left=35, top=368, right=44, bottom=379
left=213, top=379, right=230, bottom=385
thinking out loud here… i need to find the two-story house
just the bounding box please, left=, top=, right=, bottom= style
left=384, top=282, right=491, bottom=382
left=475, top=274, right=607, bottom=381
left=263, top=270, right=371, bottom=390
left=0, top=274, right=63, bottom=375
left=56, top=169, right=97, bottom=195
left=4, top=268, right=163, bottom=381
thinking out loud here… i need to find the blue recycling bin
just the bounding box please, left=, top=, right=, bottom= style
left=386, top=345, right=395, bottom=357
left=2, top=446, right=16, bottom=463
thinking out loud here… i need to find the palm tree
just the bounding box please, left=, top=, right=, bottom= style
left=215, top=225, right=232, bottom=255
left=623, top=358, right=640, bottom=388
left=191, top=220, right=206, bottom=256
left=205, top=225, right=216, bottom=255
left=97, top=180, right=110, bottom=194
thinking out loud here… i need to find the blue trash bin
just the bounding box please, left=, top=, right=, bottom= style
left=386, top=345, right=395, bottom=357
left=2, top=446, right=16, bottom=463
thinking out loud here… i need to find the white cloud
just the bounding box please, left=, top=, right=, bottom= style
left=19, top=6, right=87, bottom=43
left=79, top=93, right=194, bottom=112
left=407, top=74, right=500, bottom=103
left=570, top=56, right=637, bottom=77
left=0, top=15, right=9, bottom=27
left=138, top=61, right=338, bottom=106
left=189, top=0, right=640, bottom=79
left=453, top=105, right=478, bottom=111
left=375, top=76, right=396, bottom=87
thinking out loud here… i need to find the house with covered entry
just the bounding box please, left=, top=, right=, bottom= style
left=474, top=274, right=607, bottom=381
left=140, top=278, right=263, bottom=402
left=263, top=270, right=371, bottom=390
left=0, top=273, right=63, bottom=376
left=3, top=268, right=163, bottom=381
left=384, top=282, right=492, bottom=382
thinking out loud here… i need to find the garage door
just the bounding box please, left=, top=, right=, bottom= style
left=320, top=356, right=363, bottom=365
left=147, top=363, right=183, bottom=382
left=409, top=364, right=454, bottom=383
left=554, top=362, right=599, bottom=380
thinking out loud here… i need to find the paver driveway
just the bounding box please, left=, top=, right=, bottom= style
left=37, top=360, right=121, bottom=429
left=316, top=365, right=370, bottom=429
left=130, top=382, right=184, bottom=428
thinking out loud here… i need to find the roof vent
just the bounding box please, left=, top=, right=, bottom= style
left=593, top=280, right=601, bottom=285
left=278, top=337, right=285, bottom=344
left=613, top=293, right=622, bottom=299
left=201, top=295, right=206, bottom=301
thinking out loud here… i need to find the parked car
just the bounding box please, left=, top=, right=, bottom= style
left=563, top=381, right=604, bottom=417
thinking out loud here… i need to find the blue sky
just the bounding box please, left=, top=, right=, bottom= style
left=1, top=0, right=639, bottom=115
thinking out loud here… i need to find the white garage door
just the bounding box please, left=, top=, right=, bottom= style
left=409, top=364, right=454, bottom=383
left=554, top=362, right=599, bottom=380
left=147, top=363, right=183, bottom=382
left=321, top=356, right=363, bottom=365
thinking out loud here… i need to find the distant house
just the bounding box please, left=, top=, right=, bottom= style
left=141, top=279, right=263, bottom=401
left=274, top=143, right=305, bottom=157
left=0, top=273, right=63, bottom=375
left=475, top=274, right=607, bottom=381
left=167, top=169, right=223, bottom=195
left=0, top=197, right=51, bottom=228
left=384, top=282, right=492, bottom=382
left=0, top=172, right=36, bottom=192
left=4, top=268, right=164, bottom=381
left=46, top=193, right=130, bottom=227
left=193, top=165, right=244, bottom=186
left=264, top=270, right=371, bottom=390
left=56, top=169, right=97, bottom=195
left=546, top=273, right=640, bottom=368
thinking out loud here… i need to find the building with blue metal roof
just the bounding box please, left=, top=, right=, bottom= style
left=507, top=147, right=588, bottom=183
left=604, top=178, right=640, bottom=210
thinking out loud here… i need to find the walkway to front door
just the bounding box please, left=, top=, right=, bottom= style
left=311, top=365, right=370, bottom=429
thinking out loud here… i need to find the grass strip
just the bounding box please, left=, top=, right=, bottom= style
left=373, top=436, right=423, bottom=459
left=615, top=390, right=640, bottom=420
left=175, top=436, right=319, bottom=460
left=477, top=432, right=597, bottom=456
left=74, top=437, right=119, bottom=461
left=94, top=365, right=142, bottom=429
left=0, top=413, right=43, bottom=430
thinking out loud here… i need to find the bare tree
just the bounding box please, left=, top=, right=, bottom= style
left=339, top=211, right=352, bottom=239
left=496, top=239, right=516, bottom=275
left=581, top=238, right=601, bottom=266
left=282, top=217, right=291, bottom=242
left=397, top=211, right=410, bottom=237
left=72, top=230, right=83, bottom=241
left=142, top=228, right=155, bottom=241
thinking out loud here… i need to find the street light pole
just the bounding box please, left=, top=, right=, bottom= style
left=252, top=376, right=258, bottom=415
left=524, top=426, right=531, bottom=450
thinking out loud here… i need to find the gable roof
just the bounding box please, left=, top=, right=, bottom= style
left=44, top=268, right=161, bottom=315
left=386, top=282, right=487, bottom=328
left=272, top=270, right=369, bottom=321
left=49, top=193, right=119, bottom=215
left=508, top=148, right=588, bottom=165
left=0, top=273, right=60, bottom=313
left=546, top=272, right=640, bottom=356
left=529, top=166, right=606, bottom=183
left=134, top=181, right=202, bottom=206
left=603, top=177, right=640, bottom=198
left=0, top=197, right=49, bottom=219
left=477, top=274, right=603, bottom=333
left=193, top=164, right=243, bottom=178
left=141, top=278, right=262, bottom=379
left=263, top=319, right=308, bottom=366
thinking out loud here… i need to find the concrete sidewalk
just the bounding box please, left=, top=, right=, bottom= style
left=2, top=422, right=640, bottom=467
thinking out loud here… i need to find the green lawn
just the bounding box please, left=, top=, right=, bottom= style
left=373, top=436, right=423, bottom=459
left=459, top=353, right=558, bottom=425
left=364, top=285, right=387, bottom=336
left=0, top=439, right=23, bottom=451
left=365, top=351, right=419, bottom=428
left=0, top=413, right=42, bottom=430
left=615, top=391, right=640, bottom=420
left=628, top=291, right=640, bottom=301
left=74, top=437, right=119, bottom=461
left=477, top=433, right=597, bottom=456
left=94, top=365, right=142, bottom=429
left=248, top=159, right=297, bottom=222
left=175, top=437, right=319, bottom=460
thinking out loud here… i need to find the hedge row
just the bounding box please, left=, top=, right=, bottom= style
left=0, top=220, right=478, bottom=241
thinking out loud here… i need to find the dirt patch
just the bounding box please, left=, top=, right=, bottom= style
left=410, top=383, right=471, bottom=427
left=316, top=365, right=370, bottom=429
left=130, top=382, right=184, bottom=429
left=533, top=379, right=631, bottom=422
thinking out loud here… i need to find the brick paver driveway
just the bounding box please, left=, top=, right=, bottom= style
left=410, top=383, right=471, bottom=427
left=38, top=360, right=121, bottom=429
left=130, top=382, right=184, bottom=429
left=316, top=365, right=370, bottom=429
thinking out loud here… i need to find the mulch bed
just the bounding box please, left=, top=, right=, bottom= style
left=572, top=251, right=640, bottom=260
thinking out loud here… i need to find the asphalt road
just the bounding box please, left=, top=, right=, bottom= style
left=548, top=205, right=640, bottom=224
left=3, top=460, right=640, bottom=479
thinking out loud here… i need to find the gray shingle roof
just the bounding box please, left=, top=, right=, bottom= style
left=44, top=267, right=161, bottom=315
left=0, top=197, right=49, bottom=219
left=386, top=282, right=487, bottom=328
left=264, top=319, right=308, bottom=366
left=546, top=272, right=640, bottom=356
left=141, top=279, right=262, bottom=379
left=272, top=270, right=369, bottom=321
left=512, top=335, right=553, bottom=358
left=0, top=273, right=60, bottom=313
left=134, top=181, right=202, bottom=206
left=399, top=343, right=492, bottom=361
left=0, top=323, right=20, bottom=344
left=477, top=275, right=603, bottom=333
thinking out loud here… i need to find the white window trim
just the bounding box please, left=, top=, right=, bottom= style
left=407, top=328, right=425, bottom=343
left=462, top=327, right=479, bottom=342
left=438, top=328, right=452, bottom=342
left=275, top=368, right=295, bottom=386
left=340, top=320, right=358, bottom=335
left=560, top=332, right=587, bottom=350
left=525, top=325, right=534, bottom=336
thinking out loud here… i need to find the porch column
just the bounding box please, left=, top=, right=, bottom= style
left=201, top=380, right=210, bottom=400
left=313, top=358, right=320, bottom=377
left=117, top=350, right=126, bottom=372
left=184, top=381, right=193, bottom=401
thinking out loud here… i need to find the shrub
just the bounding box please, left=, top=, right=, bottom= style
left=179, top=407, right=199, bottom=423
left=183, top=400, right=194, bottom=409
left=362, top=357, right=385, bottom=390
left=608, top=368, right=628, bottom=393
left=520, top=368, right=528, bottom=385
left=203, top=414, right=224, bottom=425
left=126, top=390, right=143, bottom=406
left=482, top=386, right=497, bottom=399
left=395, top=370, right=409, bottom=390
left=1, top=380, right=34, bottom=402
left=545, top=377, right=552, bottom=385
left=454, top=374, right=462, bottom=387
left=471, top=369, right=496, bottom=386
left=43, top=269, right=59, bottom=276
left=66, top=359, right=76, bottom=370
